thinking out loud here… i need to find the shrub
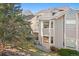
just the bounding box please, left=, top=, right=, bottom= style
left=58, top=48, right=79, bottom=56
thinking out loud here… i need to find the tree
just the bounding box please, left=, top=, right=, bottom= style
left=0, top=3, right=33, bottom=50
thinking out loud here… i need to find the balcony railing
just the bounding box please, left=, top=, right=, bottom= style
left=43, top=28, right=54, bottom=36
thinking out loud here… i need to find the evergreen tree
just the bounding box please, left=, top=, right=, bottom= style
left=0, top=3, right=33, bottom=49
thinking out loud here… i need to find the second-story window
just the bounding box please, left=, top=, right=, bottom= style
left=51, top=21, right=53, bottom=28
left=43, top=21, right=49, bottom=28
left=52, top=12, right=56, bottom=15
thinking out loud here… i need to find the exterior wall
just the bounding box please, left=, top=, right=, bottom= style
left=54, top=16, right=64, bottom=48
left=38, top=20, right=43, bottom=45
left=64, top=9, right=77, bottom=50
left=38, top=16, right=64, bottom=49
left=77, top=13, right=79, bottom=50
left=30, top=16, right=39, bottom=33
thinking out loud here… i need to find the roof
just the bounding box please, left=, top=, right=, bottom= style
left=36, top=7, right=69, bottom=14
left=37, top=7, right=70, bottom=20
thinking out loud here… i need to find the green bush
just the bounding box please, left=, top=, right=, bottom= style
left=58, top=48, right=79, bottom=56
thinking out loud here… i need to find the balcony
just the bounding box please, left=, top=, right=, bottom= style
left=43, top=28, right=54, bottom=36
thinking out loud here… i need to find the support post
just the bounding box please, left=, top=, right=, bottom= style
left=41, top=21, right=43, bottom=45
left=76, top=13, right=78, bottom=50
left=49, top=20, right=51, bottom=48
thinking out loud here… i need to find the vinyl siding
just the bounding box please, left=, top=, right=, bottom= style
left=64, top=9, right=76, bottom=49
left=54, top=16, right=64, bottom=48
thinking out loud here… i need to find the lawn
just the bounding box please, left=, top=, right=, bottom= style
left=27, top=46, right=59, bottom=56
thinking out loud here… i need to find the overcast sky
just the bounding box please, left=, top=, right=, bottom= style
left=21, top=3, right=79, bottom=13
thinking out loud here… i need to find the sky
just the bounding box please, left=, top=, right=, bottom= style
left=21, top=3, right=79, bottom=13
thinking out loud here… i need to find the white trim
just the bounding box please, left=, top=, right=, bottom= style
left=76, top=13, right=78, bottom=50
left=64, top=17, right=67, bottom=48
left=53, top=20, right=55, bottom=46
left=49, top=20, right=51, bottom=48
left=49, top=20, right=55, bottom=47
left=41, top=21, right=43, bottom=45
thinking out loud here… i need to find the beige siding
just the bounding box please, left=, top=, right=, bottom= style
left=31, top=16, right=39, bottom=33
left=38, top=21, right=43, bottom=45
left=78, top=13, right=79, bottom=50
left=64, top=10, right=77, bottom=49
left=55, top=16, right=64, bottom=48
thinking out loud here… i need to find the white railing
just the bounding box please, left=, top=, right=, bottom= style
left=43, top=28, right=54, bottom=36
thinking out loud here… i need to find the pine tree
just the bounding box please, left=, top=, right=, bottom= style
left=0, top=3, right=33, bottom=50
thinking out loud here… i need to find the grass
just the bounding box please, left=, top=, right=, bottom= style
left=1, top=43, right=59, bottom=56
left=4, top=42, right=79, bottom=56
left=27, top=45, right=59, bottom=56
left=5, top=42, right=79, bottom=56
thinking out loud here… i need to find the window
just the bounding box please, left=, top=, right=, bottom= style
left=36, top=36, right=38, bottom=40
left=51, top=37, right=53, bottom=43
left=66, top=38, right=76, bottom=49
left=59, top=10, right=64, bottom=11
left=65, top=20, right=76, bottom=24
left=33, top=33, right=38, bottom=40
left=43, top=21, right=49, bottom=28
left=51, top=21, right=53, bottom=28
left=37, top=15, right=41, bottom=18
left=52, top=12, right=56, bottom=15
left=43, top=36, right=49, bottom=43
left=37, top=16, right=39, bottom=18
